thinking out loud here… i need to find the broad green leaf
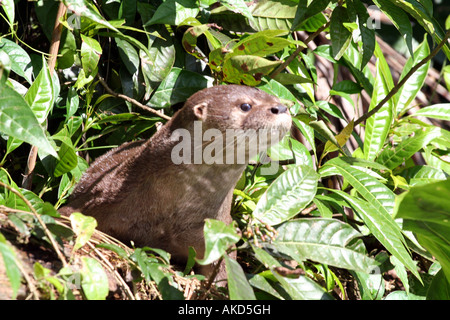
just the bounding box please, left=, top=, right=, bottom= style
left=332, top=160, right=396, bottom=216
left=377, top=127, right=441, bottom=170
left=272, top=73, right=313, bottom=85
left=351, top=269, right=385, bottom=300
left=323, top=120, right=354, bottom=154
left=0, top=233, right=21, bottom=299
left=24, top=57, right=54, bottom=124
left=272, top=269, right=334, bottom=300
left=222, top=55, right=281, bottom=85
left=70, top=212, right=98, bottom=252
left=228, top=30, right=293, bottom=58
left=291, top=0, right=331, bottom=31
left=225, top=255, right=256, bottom=300
left=251, top=243, right=283, bottom=269
left=220, top=0, right=256, bottom=25
left=330, top=6, right=352, bottom=60
left=249, top=0, right=297, bottom=31
left=401, top=165, right=447, bottom=187
left=253, top=165, right=318, bottom=226
left=426, top=270, right=450, bottom=300
left=391, top=0, right=434, bottom=35
left=274, top=218, right=379, bottom=273
left=411, top=103, right=450, bottom=121
left=182, top=24, right=216, bottom=60
left=149, top=68, right=213, bottom=109
left=54, top=142, right=78, bottom=177
left=395, top=37, right=430, bottom=116
left=196, top=219, right=240, bottom=265
left=0, top=38, right=33, bottom=84
left=0, top=84, right=58, bottom=157
left=115, top=37, right=139, bottom=75
left=63, top=0, right=119, bottom=32
left=372, top=0, right=414, bottom=57
left=348, top=0, right=375, bottom=70
left=144, top=0, right=200, bottom=26
left=330, top=189, right=421, bottom=280
left=364, top=60, right=393, bottom=161
left=80, top=257, right=109, bottom=300
left=1, top=0, right=14, bottom=27
left=394, top=180, right=450, bottom=284
left=248, top=273, right=286, bottom=300
left=80, top=35, right=102, bottom=76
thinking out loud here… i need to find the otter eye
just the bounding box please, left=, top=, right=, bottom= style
left=240, top=103, right=252, bottom=112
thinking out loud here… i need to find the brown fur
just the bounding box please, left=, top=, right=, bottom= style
left=59, top=85, right=291, bottom=280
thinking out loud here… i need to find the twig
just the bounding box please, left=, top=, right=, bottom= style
left=97, top=76, right=172, bottom=121
left=0, top=182, right=68, bottom=268
left=198, top=258, right=223, bottom=300
left=270, top=20, right=331, bottom=79
left=354, top=29, right=450, bottom=127
left=22, top=2, right=67, bottom=190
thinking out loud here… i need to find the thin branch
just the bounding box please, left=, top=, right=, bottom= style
left=22, top=2, right=66, bottom=190
left=0, top=181, right=68, bottom=268
left=97, top=76, right=172, bottom=121
left=354, top=29, right=450, bottom=127
left=270, top=20, right=331, bottom=79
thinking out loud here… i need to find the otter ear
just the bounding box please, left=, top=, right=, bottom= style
left=193, top=102, right=208, bottom=120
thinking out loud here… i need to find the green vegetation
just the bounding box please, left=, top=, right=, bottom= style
left=0, top=0, right=449, bottom=300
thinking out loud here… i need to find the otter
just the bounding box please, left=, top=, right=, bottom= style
left=59, top=85, right=292, bottom=281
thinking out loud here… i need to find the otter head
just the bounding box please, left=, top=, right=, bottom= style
left=172, top=85, right=292, bottom=165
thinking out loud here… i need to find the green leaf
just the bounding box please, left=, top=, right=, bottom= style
left=332, top=160, right=395, bottom=216
left=225, top=255, right=256, bottom=300
left=222, top=55, right=281, bottom=85
left=394, top=180, right=450, bottom=283
left=372, top=0, right=414, bottom=57
left=364, top=59, right=394, bottom=161
left=411, top=103, right=450, bottom=121
left=274, top=218, right=379, bottom=273
left=253, top=165, right=318, bottom=226
left=148, top=68, right=213, bottom=108
left=196, top=219, right=240, bottom=265
left=80, top=35, right=102, bottom=76
left=330, top=6, right=353, bottom=60
left=330, top=189, right=421, bottom=280
left=144, top=0, right=200, bottom=26
left=1, top=0, right=14, bottom=27
left=0, top=83, right=58, bottom=158
left=395, top=37, right=430, bottom=116
left=220, top=0, right=257, bottom=25
left=391, top=0, right=434, bottom=35
left=229, top=30, right=293, bottom=58
left=271, top=269, right=334, bottom=300
left=115, top=37, right=139, bottom=75
left=401, top=165, right=448, bottom=187
left=0, top=233, right=21, bottom=299
left=63, top=0, right=119, bottom=32
left=24, top=57, right=54, bottom=124
left=249, top=0, right=297, bottom=31
left=348, top=0, right=375, bottom=69
left=70, top=212, right=98, bottom=252
left=80, top=257, right=109, bottom=300
left=0, top=38, right=33, bottom=84
left=376, top=127, right=441, bottom=170
left=426, top=270, right=450, bottom=300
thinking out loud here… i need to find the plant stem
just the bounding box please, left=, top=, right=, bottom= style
left=270, top=20, right=331, bottom=79
left=354, top=29, right=450, bottom=127
left=0, top=181, right=68, bottom=268
left=97, top=76, right=172, bottom=121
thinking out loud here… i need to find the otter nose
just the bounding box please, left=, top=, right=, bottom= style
left=270, top=105, right=288, bottom=114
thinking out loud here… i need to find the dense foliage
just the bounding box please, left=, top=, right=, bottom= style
left=0, top=0, right=449, bottom=300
